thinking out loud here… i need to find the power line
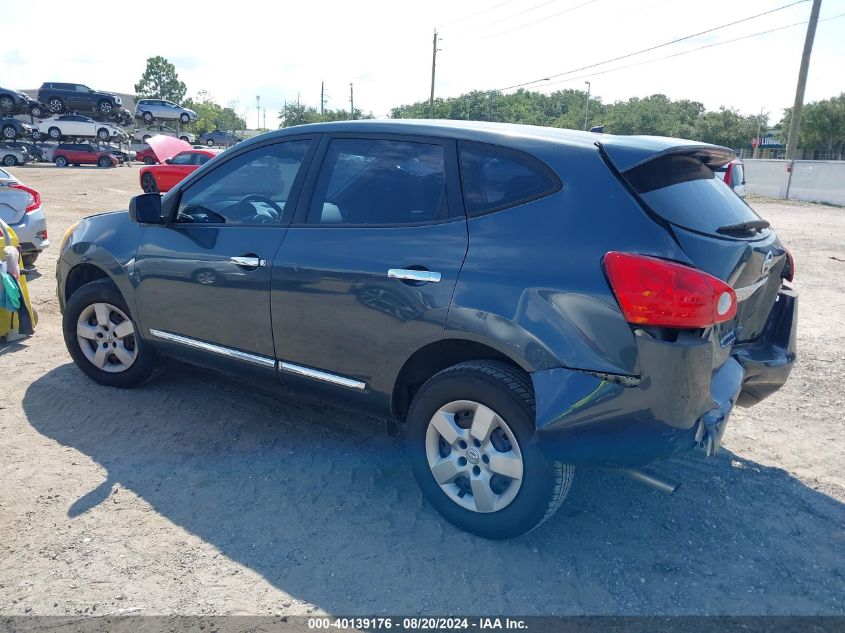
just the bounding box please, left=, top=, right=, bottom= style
left=533, top=11, right=845, bottom=91
left=495, top=0, right=811, bottom=91
left=475, top=0, right=561, bottom=30
left=438, top=0, right=518, bottom=29
left=483, top=0, right=600, bottom=39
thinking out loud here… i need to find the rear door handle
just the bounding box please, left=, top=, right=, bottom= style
left=388, top=268, right=441, bottom=283
left=230, top=256, right=267, bottom=268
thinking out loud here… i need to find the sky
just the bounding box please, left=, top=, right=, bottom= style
left=2, top=0, right=843, bottom=126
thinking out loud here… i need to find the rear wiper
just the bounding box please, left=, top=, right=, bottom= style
left=716, top=219, right=770, bottom=235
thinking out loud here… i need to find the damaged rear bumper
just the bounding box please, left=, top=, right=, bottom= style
left=531, top=285, right=797, bottom=467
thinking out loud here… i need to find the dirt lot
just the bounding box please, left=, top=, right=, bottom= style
left=0, top=165, right=843, bottom=616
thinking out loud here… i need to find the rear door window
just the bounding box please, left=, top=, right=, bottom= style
left=458, top=142, right=560, bottom=216
left=624, top=153, right=763, bottom=236
left=307, top=138, right=449, bottom=225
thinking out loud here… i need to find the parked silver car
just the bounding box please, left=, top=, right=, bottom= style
left=0, top=144, right=30, bottom=167
left=0, top=167, right=48, bottom=267
left=134, top=99, right=197, bottom=125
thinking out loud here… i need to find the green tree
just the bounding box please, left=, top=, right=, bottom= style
left=780, top=93, right=845, bottom=156
left=692, top=107, right=761, bottom=149
left=135, top=56, right=187, bottom=103
left=182, top=91, right=246, bottom=136
left=278, top=103, right=373, bottom=127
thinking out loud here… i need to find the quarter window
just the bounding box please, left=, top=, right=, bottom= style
left=459, top=142, right=560, bottom=216
left=307, top=139, right=448, bottom=225
left=175, top=140, right=311, bottom=225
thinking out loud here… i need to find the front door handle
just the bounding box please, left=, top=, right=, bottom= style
left=388, top=268, right=441, bottom=283
left=230, top=256, right=267, bottom=268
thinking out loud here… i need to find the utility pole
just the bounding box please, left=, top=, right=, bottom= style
left=256, top=95, right=260, bottom=130
left=753, top=106, right=766, bottom=159
left=429, top=29, right=441, bottom=119
left=488, top=92, right=494, bottom=122
left=349, top=83, right=354, bottom=120
left=321, top=81, right=325, bottom=115
left=263, top=108, right=266, bottom=130
left=785, top=0, right=822, bottom=160
left=583, top=81, right=591, bottom=131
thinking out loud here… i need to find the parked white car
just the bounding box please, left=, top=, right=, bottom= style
left=134, top=99, right=197, bottom=125
left=35, top=115, right=125, bottom=142
left=133, top=125, right=195, bottom=144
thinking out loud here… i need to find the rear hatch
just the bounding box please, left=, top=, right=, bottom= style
left=601, top=140, right=788, bottom=343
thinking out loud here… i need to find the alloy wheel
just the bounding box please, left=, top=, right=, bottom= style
left=2, top=126, right=15, bottom=139
left=141, top=173, right=158, bottom=193
left=0, top=96, right=13, bottom=111
left=76, top=302, right=138, bottom=373
left=425, top=400, right=524, bottom=513
left=3, top=155, right=16, bottom=166
left=48, top=98, right=63, bottom=113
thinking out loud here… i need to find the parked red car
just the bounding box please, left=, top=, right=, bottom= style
left=136, top=146, right=159, bottom=165
left=140, top=149, right=220, bottom=193
left=53, top=143, right=119, bottom=168
left=714, top=158, right=747, bottom=198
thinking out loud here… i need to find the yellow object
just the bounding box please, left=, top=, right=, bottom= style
left=0, top=219, right=37, bottom=342
left=60, top=220, right=80, bottom=253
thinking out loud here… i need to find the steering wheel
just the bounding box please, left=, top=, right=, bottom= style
left=239, top=194, right=284, bottom=222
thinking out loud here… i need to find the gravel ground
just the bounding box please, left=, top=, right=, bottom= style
left=0, top=165, right=843, bottom=616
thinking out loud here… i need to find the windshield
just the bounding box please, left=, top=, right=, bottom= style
left=625, top=153, right=764, bottom=237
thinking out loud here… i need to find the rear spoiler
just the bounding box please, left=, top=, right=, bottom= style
left=596, top=137, right=734, bottom=173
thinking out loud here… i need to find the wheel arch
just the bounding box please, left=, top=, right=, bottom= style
left=391, top=338, right=531, bottom=421
left=63, top=263, right=112, bottom=304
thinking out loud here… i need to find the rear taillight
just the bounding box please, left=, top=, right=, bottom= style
left=603, top=252, right=737, bottom=329
left=783, top=248, right=795, bottom=281
left=10, top=184, right=40, bottom=213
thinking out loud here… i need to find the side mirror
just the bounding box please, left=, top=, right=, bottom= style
left=164, top=158, right=172, bottom=164
left=129, top=193, right=164, bottom=224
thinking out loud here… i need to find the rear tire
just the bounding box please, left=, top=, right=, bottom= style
left=0, top=95, right=14, bottom=112
left=142, top=111, right=153, bottom=124
left=30, top=104, right=44, bottom=119
left=47, top=97, right=64, bottom=113
left=405, top=360, right=573, bottom=539
left=2, top=124, right=16, bottom=139
left=48, top=127, right=61, bottom=140
left=206, top=139, right=214, bottom=146
left=97, top=127, right=110, bottom=141
left=98, top=100, right=113, bottom=114
left=98, top=156, right=111, bottom=168
left=143, top=156, right=155, bottom=165
left=54, top=156, right=68, bottom=167
left=180, top=113, right=190, bottom=124
left=22, top=252, right=39, bottom=268
left=62, top=279, right=159, bottom=388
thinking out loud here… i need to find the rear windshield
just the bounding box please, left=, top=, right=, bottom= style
left=624, top=154, right=762, bottom=236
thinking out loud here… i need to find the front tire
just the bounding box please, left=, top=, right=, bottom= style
left=98, top=100, right=113, bottom=114
left=30, top=104, right=44, bottom=119
left=141, top=172, right=159, bottom=193
left=62, top=279, right=159, bottom=388
left=3, top=154, right=18, bottom=167
left=48, top=126, right=61, bottom=140
left=206, top=139, right=214, bottom=146
left=47, top=97, right=64, bottom=113
left=143, top=156, right=155, bottom=165
left=98, top=156, right=112, bottom=168
left=405, top=360, right=573, bottom=539
left=142, top=111, right=153, bottom=124
left=97, top=127, right=110, bottom=141
left=2, top=124, right=16, bottom=139
left=180, top=113, right=190, bottom=124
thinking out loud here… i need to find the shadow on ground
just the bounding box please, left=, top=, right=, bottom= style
left=23, top=363, right=845, bottom=615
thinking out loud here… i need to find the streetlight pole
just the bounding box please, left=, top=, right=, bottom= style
left=256, top=95, right=260, bottom=130
left=583, top=81, right=591, bottom=131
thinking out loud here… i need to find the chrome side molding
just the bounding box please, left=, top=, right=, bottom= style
left=279, top=361, right=366, bottom=391
left=148, top=329, right=277, bottom=369
left=148, top=330, right=367, bottom=390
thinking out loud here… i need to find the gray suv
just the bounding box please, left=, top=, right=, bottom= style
left=56, top=121, right=797, bottom=538
left=135, top=99, right=197, bottom=125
